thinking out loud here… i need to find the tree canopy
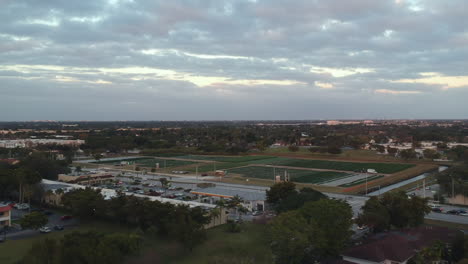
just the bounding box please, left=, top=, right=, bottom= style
left=268, top=198, right=353, bottom=263
left=20, top=212, right=48, bottom=230
left=357, top=191, right=430, bottom=232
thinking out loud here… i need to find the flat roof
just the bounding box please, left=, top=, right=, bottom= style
left=41, top=179, right=216, bottom=209
left=191, top=187, right=266, bottom=201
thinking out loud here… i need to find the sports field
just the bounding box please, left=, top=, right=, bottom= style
left=174, top=155, right=278, bottom=163
left=227, top=166, right=350, bottom=184
left=135, top=158, right=196, bottom=168
left=93, top=157, right=197, bottom=168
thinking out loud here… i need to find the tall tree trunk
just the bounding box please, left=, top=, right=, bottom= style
left=19, top=182, right=22, bottom=204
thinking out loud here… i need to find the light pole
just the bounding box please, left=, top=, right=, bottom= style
left=365, top=169, right=368, bottom=196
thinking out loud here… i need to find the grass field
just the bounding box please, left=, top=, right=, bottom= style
left=135, top=158, right=196, bottom=168
left=228, top=166, right=350, bottom=184
left=0, top=222, right=136, bottom=264
left=127, top=223, right=272, bottom=264
left=339, top=175, right=385, bottom=187
left=92, top=157, right=147, bottom=164
left=92, top=157, right=197, bottom=168
left=1, top=222, right=272, bottom=264
left=174, top=155, right=277, bottom=163
left=173, top=154, right=414, bottom=174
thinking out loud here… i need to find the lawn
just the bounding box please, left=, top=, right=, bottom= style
left=228, top=166, right=350, bottom=184
left=92, top=157, right=148, bottom=164
left=92, top=157, right=197, bottom=168
left=126, top=223, right=272, bottom=264
left=1, top=221, right=272, bottom=264
left=135, top=158, right=196, bottom=168
left=174, top=155, right=277, bottom=163
left=0, top=222, right=136, bottom=264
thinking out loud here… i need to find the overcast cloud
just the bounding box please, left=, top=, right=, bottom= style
left=1, top=0, right=468, bottom=121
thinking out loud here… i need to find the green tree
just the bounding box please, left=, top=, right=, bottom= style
left=266, top=181, right=297, bottom=204
left=159, top=177, right=169, bottom=189
left=15, top=168, right=41, bottom=204
left=269, top=210, right=310, bottom=264
left=409, top=240, right=447, bottom=264
left=20, top=212, right=48, bottom=230
left=357, top=196, right=390, bottom=232
left=93, top=153, right=103, bottom=161
left=400, top=149, right=417, bottom=160
left=169, top=206, right=209, bottom=251
left=61, top=188, right=105, bottom=219
left=423, top=149, right=441, bottom=160
left=358, top=191, right=430, bottom=231
left=275, top=187, right=326, bottom=213
left=300, top=199, right=353, bottom=257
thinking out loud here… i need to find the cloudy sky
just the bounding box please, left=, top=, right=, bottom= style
left=1, top=0, right=468, bottom=121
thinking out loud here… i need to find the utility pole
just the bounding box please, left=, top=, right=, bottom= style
left=452, top=176, right=455, bottom=199
left=365, top=169, right=368, bottom=196
left=423, top=179, right=426, bottom=199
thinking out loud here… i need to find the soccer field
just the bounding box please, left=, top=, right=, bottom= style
left=135, top=158, right=196, bottom=168
left=227, top=166, right=351, bottom=184
left=92, top=157, right=197, bottom=168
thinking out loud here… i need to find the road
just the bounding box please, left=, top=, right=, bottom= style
left=5, top=208, right=79, bottom=241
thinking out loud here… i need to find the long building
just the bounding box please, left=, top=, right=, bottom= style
left=0, top=203, right=12, bottom=228
left=0, top=139, right=85, bottom=148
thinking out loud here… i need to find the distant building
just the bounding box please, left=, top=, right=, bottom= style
left=58, top=172, right=115, bottom=185
left=0, top=139, right=85, bottom=148
left=0, top=203, right=12, bottom=228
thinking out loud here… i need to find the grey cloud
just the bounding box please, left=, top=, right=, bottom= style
left=0, top=0, right=468, bottom=120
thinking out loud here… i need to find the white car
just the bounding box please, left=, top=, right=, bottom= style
left=15, top=203, right=30, bottom=210
left=39, top=226, right=51, bottom=233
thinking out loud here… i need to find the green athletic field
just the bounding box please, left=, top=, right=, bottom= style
left=227, top=166, right=351, bottom=184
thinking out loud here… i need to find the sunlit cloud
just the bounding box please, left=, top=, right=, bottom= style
left=315, top=81, right=333, bottom=89
left=375, top=89, right=421, bottom=95
left=1, top=64, right=301, bottom=88
left=393, top=73, right=468, bottom=89
left=310, top=66, right=375, bottom=78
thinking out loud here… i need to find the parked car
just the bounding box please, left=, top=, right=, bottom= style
left=432, top=207, right=443, bottom=213
left=39, top=227, right=51, bottom=233
left=447, top=210, right=459, bottom=215
left=54, top=225, right=64, bottom=231
left=252, top=211, right=263, bottom=216
left=60, top=215, right=72, bottom=221
left=15, top=203, right=30, bottom=210
left=457, top=210, right=468, bottom=216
